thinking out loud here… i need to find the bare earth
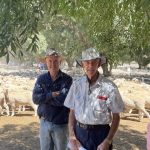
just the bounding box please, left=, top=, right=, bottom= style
left=0, top=111, right=149, bottom=150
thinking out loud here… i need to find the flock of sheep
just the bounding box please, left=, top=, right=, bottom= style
left=0, top=68, right=150, bottom=122
left=0, top=75, right=37, bottom=116
left=114, top=78, right=150, bottom=121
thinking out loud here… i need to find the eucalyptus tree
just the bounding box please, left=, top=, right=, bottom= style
left=130, top=5, right=150, bottom=68
left=40, top=14, right=85, bottom=67
left=19, top=32, right=48, bottom=65
left=0, top=0, right=86, bottom=64
left=0, top=0, right=150, bottom=70
left=72, top=0, right=150, bottom=71
left=60, top=0, right=129, bottom=75
left=0, top=0, right=52, bottom=62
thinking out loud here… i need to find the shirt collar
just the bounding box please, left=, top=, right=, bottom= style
left=84, top=73, right=102, bottom=85
left=96, top=75, right=103, bottom=86
left=47, top=70, right=63, bottom=81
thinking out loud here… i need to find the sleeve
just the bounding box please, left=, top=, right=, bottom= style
left=107, top=87, right=125, bottom=113
left=64, top=82, right=76, bottom=109
left=32, top=76, right=53, bottom=105
left=49, top=76, right=73, bottom=107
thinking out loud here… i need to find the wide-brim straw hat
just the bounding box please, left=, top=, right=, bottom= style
left=77, top=48, right=106, bottom=66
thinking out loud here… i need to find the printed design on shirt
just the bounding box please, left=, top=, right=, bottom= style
left=34, top=84, right=44, bottom=92
left=61, top=88, right=68, bottom=94
left=97, top=95, right=108, bottom=101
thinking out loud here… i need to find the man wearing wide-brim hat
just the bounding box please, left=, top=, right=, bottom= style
left=33, top=48, right=72, bottom=150
left=64, top=48, right=124, bottom=150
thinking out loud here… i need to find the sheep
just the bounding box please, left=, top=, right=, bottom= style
left=0, top=76, right=37, bottom=116
left=116, top=80, right=150, bottom=121
left=0, top=88, right=10, bottom=116
left=5, top=89, right=37, bottom=116
left=113, top=78, right=126, bottom=87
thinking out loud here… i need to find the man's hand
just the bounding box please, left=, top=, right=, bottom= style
left=52, top=91, right=60, bottom=97
left=69, top=138, right=81, bottom=150
left=97, top=139, right=111, bottom=150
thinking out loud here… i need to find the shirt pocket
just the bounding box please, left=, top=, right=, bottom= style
left=93, top=100, right=108, bottom=118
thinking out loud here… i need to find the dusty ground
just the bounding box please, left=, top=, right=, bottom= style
left=0, top=111, right=40, bottom=150
left=0, top=111, right=149, bottom=150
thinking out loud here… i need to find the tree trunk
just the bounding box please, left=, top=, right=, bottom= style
left=101, top=63, right=111, bottom=77
left=138, top=63, right=142, bottom=69
left=66, top=59, right=73, bottom=70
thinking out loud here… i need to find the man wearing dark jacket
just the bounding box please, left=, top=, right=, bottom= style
left=32, top=48, right=72, bottom=150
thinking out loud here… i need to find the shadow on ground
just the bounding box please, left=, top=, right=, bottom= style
left=0, top=122, right=146, bottom=150
left=0, top=122, right=40, bottom=150
left=114, top=124, right=146, bottom=150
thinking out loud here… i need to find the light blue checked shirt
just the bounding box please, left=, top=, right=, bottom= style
left=64, top=75, right=124, bottom=125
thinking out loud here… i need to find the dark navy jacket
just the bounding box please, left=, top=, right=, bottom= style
left=32, top=70, right=72, bottom=124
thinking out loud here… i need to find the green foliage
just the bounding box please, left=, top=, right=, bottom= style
left=16, top=32, right=47, bottom=64
left=40, top=14, right=85, bottom=65
left=0, top=0, right=150, bottom=69
left=0, top=0, right=51, bottom=61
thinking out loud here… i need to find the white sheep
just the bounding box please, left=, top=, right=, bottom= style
left=116, top=79, right=150, bottom=121
left=5, top=89, right=37, bottom=116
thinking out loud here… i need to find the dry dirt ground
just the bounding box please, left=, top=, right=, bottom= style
left=0, top=111, right=149, bottom=150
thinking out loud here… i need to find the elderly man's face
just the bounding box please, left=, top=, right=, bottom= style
left=45, top=55, right=61, bottom=74
left=82, top=58, right=100, bottom=79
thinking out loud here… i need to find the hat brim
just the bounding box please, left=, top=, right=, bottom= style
left=76, top=57, right=106, bottom=67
